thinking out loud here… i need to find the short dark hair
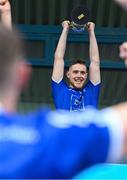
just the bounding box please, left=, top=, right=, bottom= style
left=69, top=59, right=87, bottom=68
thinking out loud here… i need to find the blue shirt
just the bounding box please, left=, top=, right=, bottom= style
left=0, top=107, right=123, bottom=179
left=52, top=79, right=101, bottom=111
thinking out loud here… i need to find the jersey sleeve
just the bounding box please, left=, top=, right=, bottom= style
left=51, top=79, right=67, bottom=108
left=85, top=80, right=101, bottom=107
left=86, top=80, right=101, bottom=95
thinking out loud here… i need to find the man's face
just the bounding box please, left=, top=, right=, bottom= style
left=67, top=63, right=87, bottom=90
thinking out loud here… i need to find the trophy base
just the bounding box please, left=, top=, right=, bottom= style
left=72, top=27, right=85, bottom=33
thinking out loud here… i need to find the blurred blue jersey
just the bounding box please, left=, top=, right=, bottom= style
left=0, top=107, right=123, bottom=178
left=52, top=79, right=101, bottom=111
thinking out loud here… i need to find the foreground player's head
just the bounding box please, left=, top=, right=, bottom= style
left=0, top=24, right=31, bottom=111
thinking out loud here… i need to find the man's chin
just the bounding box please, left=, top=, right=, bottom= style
left=72, top=84, right=84, bottom=90
left=69, top=81, right=85, bottom=90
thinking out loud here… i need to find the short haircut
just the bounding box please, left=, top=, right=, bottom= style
left=0, top=24, right=24, bottom=87
left=69, top=59, right=87, bottom=68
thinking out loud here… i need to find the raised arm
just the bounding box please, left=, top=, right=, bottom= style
left=86, top=22, right=101, bottom=85
left=0, top=0, right=12, bottom=29
left=52, top=21, right=70, bottom=82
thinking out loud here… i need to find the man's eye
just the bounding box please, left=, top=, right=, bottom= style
left=81, top=71, right=86, bottom=75
left=73, top=71, right=78, bottom=74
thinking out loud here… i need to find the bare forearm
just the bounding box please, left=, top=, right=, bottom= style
left=1, top=11, right=12, bottom=29
left=55, top=28, right=69, bottom=59
left=89, top=31, right=100, bottom=64
left=0, top=0, right=12, bottom=29
left=52, top=21, right=70, bottom=81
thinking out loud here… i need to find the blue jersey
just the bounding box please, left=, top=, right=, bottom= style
left=52, top=79, right=101, bottom=111
left=0, top=107, right=123, bottom=179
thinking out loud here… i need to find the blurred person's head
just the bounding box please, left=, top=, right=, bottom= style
left=66, top=60, right=88, bottom=90
left=0, top=24, right=31, bottom=112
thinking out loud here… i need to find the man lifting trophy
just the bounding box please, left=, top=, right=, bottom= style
left=52, top=5, right=101, bottom=111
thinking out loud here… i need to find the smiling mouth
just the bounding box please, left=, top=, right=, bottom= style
left=75, top=81, right=82, bottom=83
left=74, top=78, right=84, bottom=83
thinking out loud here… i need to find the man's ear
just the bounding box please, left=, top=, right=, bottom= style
left=86, top=72, right=88, bottom=79
left=66, top=71, right=70, bottom=79
left=18, top=62, right=32, bottom=89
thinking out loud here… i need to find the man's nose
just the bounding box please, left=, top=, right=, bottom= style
left=77, top=72, right=82, bottom=77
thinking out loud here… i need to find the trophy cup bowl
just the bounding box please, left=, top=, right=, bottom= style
left=70, top=5, right=90, bottom=33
